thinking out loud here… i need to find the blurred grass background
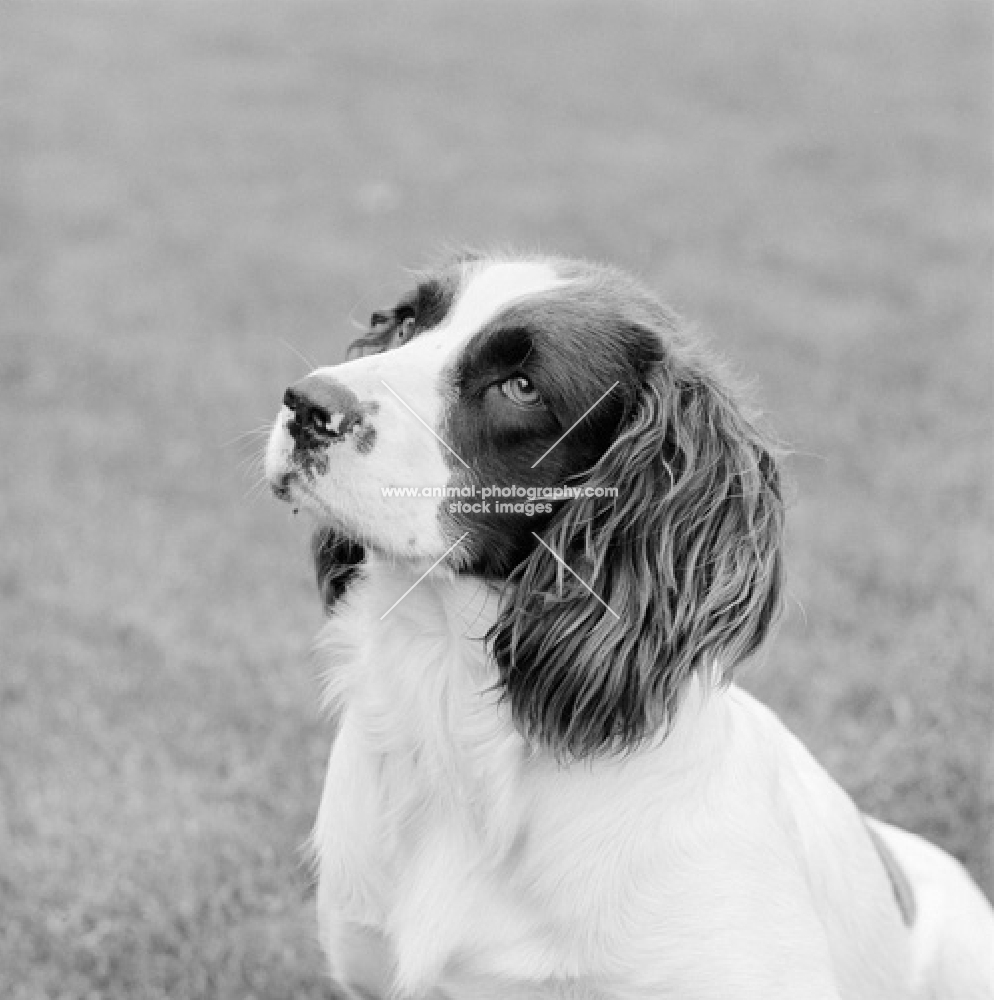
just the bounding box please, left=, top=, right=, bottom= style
left=0, top=2, right=990, bottom=997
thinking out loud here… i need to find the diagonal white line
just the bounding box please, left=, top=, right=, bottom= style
left=530, top=533, right=621, bottom=620
left=531, top=381, right=620, bottom=468
left=380, top=380, right=471, bottom=469
left=379, top=532, right=471, bottom=620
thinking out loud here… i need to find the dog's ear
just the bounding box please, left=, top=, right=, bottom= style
left=347, top=307, right=413, bottom=358
left=490, top=354, right=784, bottom=757
left=311, top=527, right=365, bottom=612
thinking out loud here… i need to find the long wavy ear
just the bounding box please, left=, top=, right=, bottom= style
left=311, top=527, right=365, bottom=612
left=489, top=354, right=784, bottom=757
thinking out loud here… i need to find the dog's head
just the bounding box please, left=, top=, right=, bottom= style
left=266, top=254, right=784, bottom=755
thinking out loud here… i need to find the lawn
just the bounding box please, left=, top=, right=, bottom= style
left=1, top=2, right=990, bottom=997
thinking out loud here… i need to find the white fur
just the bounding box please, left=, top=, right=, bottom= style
left=310, top=564, right=994, bottom=999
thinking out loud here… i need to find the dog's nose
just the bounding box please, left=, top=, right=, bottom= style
left=283, top=375, right=360, bottom=446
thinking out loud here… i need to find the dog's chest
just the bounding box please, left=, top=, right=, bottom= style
left=313, top=580, right=570, bottom=988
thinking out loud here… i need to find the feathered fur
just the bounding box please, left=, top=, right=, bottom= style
left=263, top=254, right=994, bottom=999
left=492, top=356, right=784, bottom=756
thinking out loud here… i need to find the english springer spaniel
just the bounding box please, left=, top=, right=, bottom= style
left=264, top=253, right=993, bottom=999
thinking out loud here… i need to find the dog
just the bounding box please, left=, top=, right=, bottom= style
left=264, top=253, right=994, bottom=999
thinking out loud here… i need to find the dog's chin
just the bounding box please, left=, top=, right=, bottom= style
left=274, top=486, right=410, bottom=564
left=275, top=478, right=362, bottom=541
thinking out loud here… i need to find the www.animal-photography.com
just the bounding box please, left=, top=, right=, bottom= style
left=2, top=3, right=991, bottom=998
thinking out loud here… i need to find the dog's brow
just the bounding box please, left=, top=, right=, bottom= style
left=444, top=262, right=566, bottom=340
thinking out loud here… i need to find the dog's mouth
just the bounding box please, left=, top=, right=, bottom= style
left=268, top=460, right=309, bottom=504
left=270, top=469, right=381, bottom=566
left=272, top=469, right=336, bottom=518
left=270, top=476, right=295, bottom=503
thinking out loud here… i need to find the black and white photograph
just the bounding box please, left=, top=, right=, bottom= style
left=2, top=2, right=991, bottom=998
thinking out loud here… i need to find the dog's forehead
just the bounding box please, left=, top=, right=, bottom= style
left=439, top=258, right=567, bottom=345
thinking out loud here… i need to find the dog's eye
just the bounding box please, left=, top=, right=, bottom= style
left=500, top=375, right=543, bottom=408
left=396, top=315, right=416, bottom=343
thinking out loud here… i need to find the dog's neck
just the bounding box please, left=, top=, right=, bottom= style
left=320, top=558, right=514, bottom=754
left=320, top=555, right=732, bottom=788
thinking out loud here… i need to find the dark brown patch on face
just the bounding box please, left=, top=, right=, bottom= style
left=350, top=400, right=380, bottom=454
left=298, top=447, right=330, bottom=477
left=441, top=276, right=664, bottom=577
left=352, top=422, right=376, bottom=454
